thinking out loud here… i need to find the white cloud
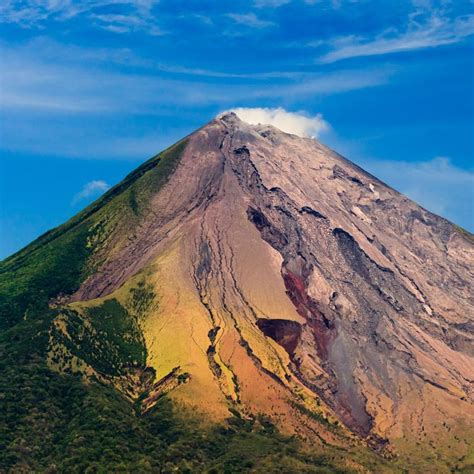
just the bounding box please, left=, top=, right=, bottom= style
left=254, top=67, right=392, bottom=97
left=318, top=12, right=474, bottom=63
left=0, top=40, right=390, bottom=160
left=0, top=41, right=392, bottom=115
left=72, top=180, right=110, bottom=204
left=0, top=0, right=162, bottom=34
left=254, top=0, right=346, bottom=7
left=358, top=156, right=474, bottom=229
left=226, top=13, right=275, bottom=28
left=90, top=10, right=163, bottom=35
left=230, top=107, right=329, bottom=138
left=254, top=0, right=290, bottom=8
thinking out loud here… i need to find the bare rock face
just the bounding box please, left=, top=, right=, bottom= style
left=71, top=113, right=474, bottom=463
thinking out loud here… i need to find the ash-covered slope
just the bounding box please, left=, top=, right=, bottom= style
left=1, top=113, right=473, bottom=471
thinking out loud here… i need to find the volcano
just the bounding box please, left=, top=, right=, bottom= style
left=1, top=113, right=473, bottom=472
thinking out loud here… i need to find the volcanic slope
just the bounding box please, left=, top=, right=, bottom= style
left=1, top=112, right=473, bottom=472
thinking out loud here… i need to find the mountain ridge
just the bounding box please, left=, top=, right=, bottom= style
left=1, top=113, right=473, bottom=472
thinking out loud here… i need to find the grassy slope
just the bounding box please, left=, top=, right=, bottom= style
left=0, top=296, right=351, bottom=473
left=0, top=140, right=187, bottom=332
left=50, top=298, right=147, bottom=377
left=0, top=139, right=361, bottom=472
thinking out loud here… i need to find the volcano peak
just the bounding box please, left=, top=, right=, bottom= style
left=2, top=114, right=473, bottom=471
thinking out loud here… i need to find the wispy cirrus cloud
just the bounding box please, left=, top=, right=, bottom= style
left=1, top=37, right=390, bottom=83
left=72, top=180, right=110, bottom=204
left=0, top=0, right=70, bottom=26
left=0, top=38, right=392, bottom=161
left=89, top=10, right=163, bottom=35
left=0, top=41, right=392, bottom=115
left=254, top=0, right=347, bottom=8
left=0, top=62, right=391, bottom=113
left=254, top=0, right=290, bottom=8
left=318, top=11, right=474, bottom=63
left=226, top=12, right=276, bottom=29
left=0, top=0, right=161, bottom=34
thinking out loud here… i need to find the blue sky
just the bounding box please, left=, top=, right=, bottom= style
left=1, top=0, right=473, bottom=259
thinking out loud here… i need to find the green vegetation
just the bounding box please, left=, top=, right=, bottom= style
left=0, top=298, right=349, bottom=472
left=51, top=299, right=146, bottom=377
left=128, top=280, right=156, bottom=321
left=0, top=340, right=346, bottom=472
left=290, top=401, right=340, bottom=432
left=0, top=223, right=92, bottom=331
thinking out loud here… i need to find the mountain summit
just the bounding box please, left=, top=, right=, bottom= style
left=1, top=113, right=473, bottom=472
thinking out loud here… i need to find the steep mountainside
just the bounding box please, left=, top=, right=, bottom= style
left=1, top=113, right=473, bottom=472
